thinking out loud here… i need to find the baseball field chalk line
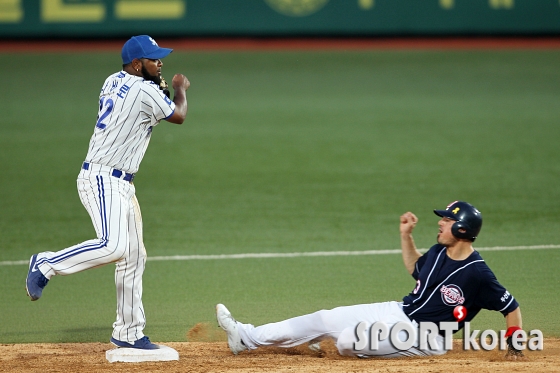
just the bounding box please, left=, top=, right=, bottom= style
left=1, top=245, right=559, bottom=266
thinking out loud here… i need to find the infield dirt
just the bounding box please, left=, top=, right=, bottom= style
left=1, top=336, right=558, bottom=372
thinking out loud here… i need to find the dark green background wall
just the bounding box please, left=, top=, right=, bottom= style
left=1, top=0, right=559, bottom=38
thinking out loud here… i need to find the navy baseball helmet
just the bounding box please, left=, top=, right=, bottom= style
left=434, top=201, right=482, bottom=242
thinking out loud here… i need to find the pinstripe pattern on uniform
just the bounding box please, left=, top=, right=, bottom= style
left=113, top=185, right=146, bottom=342
left=35, top=176, right=109, bottom=272
left=90, top=74, right=140, bottom=155
left=101, top=88, right=143, bottom=167
left=103, top=170, right=146, bottom=341
left=35, top=167, right=136, bottom=277
left=91, top=80, right=141, bottom=159
left=85, top=71, right=174, bottom=174
left=29, top=41, right=182, bottom=346
left=37, top=163, right=148, bottom=342
left=88, top=77, right=141, bottom=162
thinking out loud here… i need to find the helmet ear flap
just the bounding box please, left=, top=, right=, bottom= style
left=435, top=201, right=482, bottom=242
left=452, top=221, right=475, bottom=241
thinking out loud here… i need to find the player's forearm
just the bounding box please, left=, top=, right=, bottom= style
left=505, top=307, right=522, bottom=329
left=401, top=233, right=422, bottom=275
left=166, top=74, right=190, bottom=124
left=174, top=90, right=187, bottom=121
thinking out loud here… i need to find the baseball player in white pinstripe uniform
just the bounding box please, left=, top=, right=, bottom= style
left=25, top=35, right=190, bottom=350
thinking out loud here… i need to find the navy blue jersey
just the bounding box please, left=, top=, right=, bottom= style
left=402, top=244, right=518, bottom=332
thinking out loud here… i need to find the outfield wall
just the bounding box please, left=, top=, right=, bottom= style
left=1, top=0, right=560, bottom=38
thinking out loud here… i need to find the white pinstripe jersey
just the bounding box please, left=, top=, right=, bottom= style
left=84, top=71, right=175, bottom=174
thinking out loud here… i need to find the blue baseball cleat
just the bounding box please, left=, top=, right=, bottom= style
left=26, top=254, right=49, bottom=301
left=110, top=336, right=160, bottom=350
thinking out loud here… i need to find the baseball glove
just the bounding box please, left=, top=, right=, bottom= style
left=160, top=76, right=171, bottom=99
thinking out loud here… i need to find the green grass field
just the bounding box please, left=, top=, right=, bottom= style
left=1, top=48, right=559, bottom=343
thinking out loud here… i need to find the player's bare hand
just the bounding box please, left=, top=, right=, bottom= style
left=400, top=212, right=418, bottom=235
left=172, top=74, right=190, bottom=91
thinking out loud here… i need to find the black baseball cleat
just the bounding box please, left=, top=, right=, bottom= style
left=110, top=336, right=160, bottom=350
left=26, top=254, right=49, bottom=301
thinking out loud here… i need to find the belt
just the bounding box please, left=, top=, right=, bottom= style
left=82, top=162, right=135, bottom=182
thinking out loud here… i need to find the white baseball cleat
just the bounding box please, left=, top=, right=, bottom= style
left=216, top=303, right=248, bottom=355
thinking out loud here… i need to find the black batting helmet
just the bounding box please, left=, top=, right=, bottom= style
left=433, top=201, right=482, bottom=242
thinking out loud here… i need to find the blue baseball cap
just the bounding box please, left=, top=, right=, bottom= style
left=121, top=35, right=173, bottom=64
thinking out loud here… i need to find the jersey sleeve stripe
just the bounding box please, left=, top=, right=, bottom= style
left=164, top=109, right=175, bottom=120
left=498, top=296, right=515, bottom=312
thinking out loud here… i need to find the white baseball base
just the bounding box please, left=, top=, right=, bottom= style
left=106, top=345, right=179, bottom=363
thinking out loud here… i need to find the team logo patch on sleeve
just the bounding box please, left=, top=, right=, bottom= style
left=440, top=284, right=465, bottom=306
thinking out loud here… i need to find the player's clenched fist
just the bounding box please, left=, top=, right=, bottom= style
left=172, top=74, right=190, bottom=91
left=400, top=212, right=418, bottom=235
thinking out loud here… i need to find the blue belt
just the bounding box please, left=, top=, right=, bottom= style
left=82, top=162, right=135, bottom=182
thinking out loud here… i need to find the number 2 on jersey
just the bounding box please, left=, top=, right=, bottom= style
left=96, top=97, right=114, bottom=129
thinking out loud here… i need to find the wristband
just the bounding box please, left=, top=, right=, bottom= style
left=505, top=326, right=522, bottom=338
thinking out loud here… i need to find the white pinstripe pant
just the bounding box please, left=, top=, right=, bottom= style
left=36, top=164, right=147, bottom=343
